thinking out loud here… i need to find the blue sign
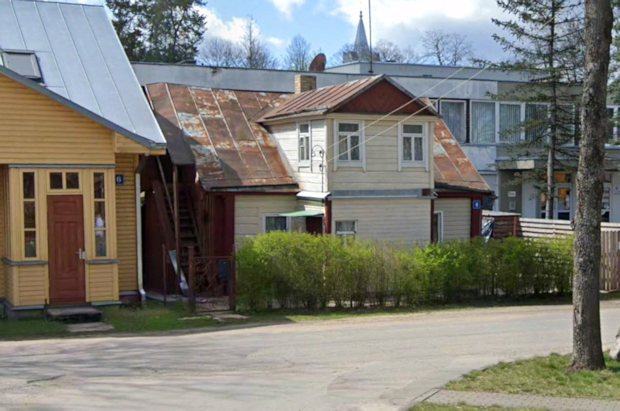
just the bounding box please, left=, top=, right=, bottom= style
left=115, top=174, right=124, bottom=186
left=472, top=199, right=482, bottom=210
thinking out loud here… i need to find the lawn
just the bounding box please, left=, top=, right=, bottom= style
left=447, top=353, right=620, bottom=401
left=412, top=405, right=545, bottom=411
left=0, top=317, right=66, bottom=340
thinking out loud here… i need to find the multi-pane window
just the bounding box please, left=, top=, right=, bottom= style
left=265, top=215, right=288, bottom=233
left=440, top=100, right=466, bottom=143
left=499, top=103, right=521, bottom=143
left=471, top=101, right=496, bottom=143
left=337, top=122, right=361, bottom=162
left=525, top=103, right=548, bottom=141
left=401, top=124, right=425, bottom=165
left=94, top=173, right=107, bottom=257
left=23, top=172, right=36, bottom=258
left=335, top=220, right=356, bottom=238
left=298, top=123, right=310, bottom=164
left=49, top=171, right=80, bottom=190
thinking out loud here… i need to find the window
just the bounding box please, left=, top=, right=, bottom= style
left=525, top=103, right=548, bottom=141
left=1, top=51, right=42, bottom=81
left=298, top=123, right=310, bottom=164
left=400, top=124, right=425, bottom=167
left=471, top=101, right=496, bottom=143
left=264, top=215, right=289, bottom=233
left=22, top=172, right=36, bottom=258
left=94, top=173, right=107, bottom=257
left=335, top=220, right=356, bottom=238
left=499, top=103, right=522, bottom=143
left=336, top=122, right=362, bottom=163
left=49, top=171, right=80, bottom=190
left=440, top=100, right=466, bottom=143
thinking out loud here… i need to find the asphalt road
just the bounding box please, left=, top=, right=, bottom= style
left=2, top=302, right=620, bottom=411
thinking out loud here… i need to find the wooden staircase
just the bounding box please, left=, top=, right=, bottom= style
left=164, top=185, right=201, bottom=278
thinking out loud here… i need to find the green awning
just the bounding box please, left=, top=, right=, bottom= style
left=280, top=210, right=324, bottom=218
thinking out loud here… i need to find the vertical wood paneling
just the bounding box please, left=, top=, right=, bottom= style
left=115, top=154, right=138, bottom=292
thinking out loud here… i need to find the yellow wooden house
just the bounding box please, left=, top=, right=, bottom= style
left=0, top=0, right=166, bottom=315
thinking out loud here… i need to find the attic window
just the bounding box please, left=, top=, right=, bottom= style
left=1, top=51, right=42, bottom=81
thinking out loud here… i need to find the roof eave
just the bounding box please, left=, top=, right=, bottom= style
left=0, top=65, right=166, bottom=151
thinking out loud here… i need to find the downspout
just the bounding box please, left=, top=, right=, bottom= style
left=136, top=170, right=146, bottom=303
left=135, top=155, right=150, bottom=304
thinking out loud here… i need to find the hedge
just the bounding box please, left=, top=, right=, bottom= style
left=235, top=232, right=573, bottom=310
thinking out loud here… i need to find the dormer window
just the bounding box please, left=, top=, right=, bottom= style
left=336, top=122, right=364, bottom=166
left=0, top=50, right=42, bottom=82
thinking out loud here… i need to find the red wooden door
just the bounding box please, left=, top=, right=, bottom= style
left=48, top=195, right=86, bottom=305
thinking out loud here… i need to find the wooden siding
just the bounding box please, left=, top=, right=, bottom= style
left=0, top=75, right=116, bottom=165
left=234, top=195, right=298, bottom=246
left=435, top=198, right=471, bottom=241
left=0, top=167, right=6, bottom=299
left=327, top=118, right=434, bottom=191
left=270, top=120, right=327, bottom=192
left=331, top=198, right=431, bottom=244
left=115, top=154, right=138, bottom=292
left=88, top=264, right=119, bottom=302
left=16, top=265, right=47, bottom=306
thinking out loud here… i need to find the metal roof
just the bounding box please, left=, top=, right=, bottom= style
left=145, top=83, right=297, bottom=190
left=259, top=75, right=438, bottom=122
left=433, top=118, right=493, bottom=193
left=0, top=0, right=165, bottom=147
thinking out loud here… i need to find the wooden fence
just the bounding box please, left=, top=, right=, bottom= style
left=483, top=212, right=620, bottom=291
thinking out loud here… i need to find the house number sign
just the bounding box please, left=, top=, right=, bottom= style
left=115, top=174, right=124, bottom=186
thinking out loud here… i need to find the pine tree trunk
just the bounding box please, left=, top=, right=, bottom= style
left=572, top=0, right=613, bottom=372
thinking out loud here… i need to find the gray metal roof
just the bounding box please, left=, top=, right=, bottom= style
left=0, top=0, right=165, bottom=147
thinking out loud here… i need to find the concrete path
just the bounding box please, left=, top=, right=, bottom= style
left=424, top=390, right=620, bottom=411
left=2, top=302, right=620, bottom=411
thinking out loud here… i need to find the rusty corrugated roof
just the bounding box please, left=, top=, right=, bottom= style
left=145, top=83, right=296, bottom=190
left=259, top=74, right=438, bottom=121
left=433, top=119, right=493, bottom=193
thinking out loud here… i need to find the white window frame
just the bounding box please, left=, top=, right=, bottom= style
left=434, top=211, right=444, bottom=242
left=262, top=214, right=290, bottom=233
left=335, top=220, right=357, bottom=237
left=398, top=122, right=428, bottom=170
left=297, top=122, right=311, bottom=167
left=334, top=121, right=365, bottom=169
left=524, top=102, right=550, bottom=143
left=439, top=99, right=467, bottom=143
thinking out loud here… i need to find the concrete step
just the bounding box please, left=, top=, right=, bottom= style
left=46, top=306, right=103, bottom=323
left=66, top=322, right=114, bottom=333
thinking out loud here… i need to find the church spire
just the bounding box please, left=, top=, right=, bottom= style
left=353, top=10, right=370, bottom=59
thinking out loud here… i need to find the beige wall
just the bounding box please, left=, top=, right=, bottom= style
left=435, top=198, right=471, bottom=241
left=234, top=195, right=298, bottom=246
left=270, top=120, right=327, bottom=193
left=327, top=116, right=435, bottom=192
left=331, top=198, right=431, bottom=245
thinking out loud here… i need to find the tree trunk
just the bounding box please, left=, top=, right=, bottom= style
left=572, top=0, right=613, bottom=371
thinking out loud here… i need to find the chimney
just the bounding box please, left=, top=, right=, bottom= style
left=295, top=74, right=316, bottom=94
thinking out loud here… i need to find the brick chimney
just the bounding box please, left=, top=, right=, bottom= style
left=295, top=74, right=316, bottom=94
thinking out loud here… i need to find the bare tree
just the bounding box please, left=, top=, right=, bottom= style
left=572, top=0, right=613, bottom=371
left=197, top=37, right=243, bottom=67
left=285, top=35, right=312, bottom=71
left=240, top=18, right=279, bottom=69
left=421, top=30, right=473, bottom=66
left=373, top=40, right=420, bottom=63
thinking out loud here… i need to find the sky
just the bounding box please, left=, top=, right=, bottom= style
left=202, top=0, right=509, bottom=65
left=51, top=0, right=510, bottom=66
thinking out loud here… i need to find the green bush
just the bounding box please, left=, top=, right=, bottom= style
left=235, top=232, right=574, bottom=310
